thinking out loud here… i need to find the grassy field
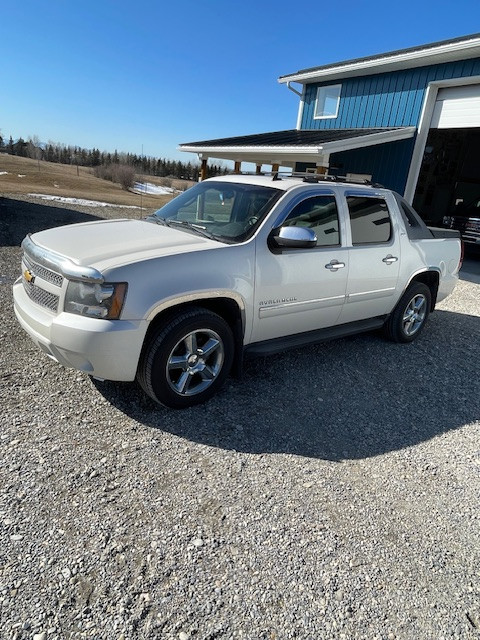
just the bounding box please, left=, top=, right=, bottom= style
left=0, top=154, right=194, bottom=208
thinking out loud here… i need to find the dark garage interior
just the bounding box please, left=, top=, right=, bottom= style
left=413, top=128, right=480, bottom=225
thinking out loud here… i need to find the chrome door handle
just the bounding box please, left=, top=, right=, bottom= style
left=325, top=260, right=346, bottom=270
left=382, top=255, right=398, bottom=264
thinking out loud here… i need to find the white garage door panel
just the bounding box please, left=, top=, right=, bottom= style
left=431, top=84, right=480, bottom=128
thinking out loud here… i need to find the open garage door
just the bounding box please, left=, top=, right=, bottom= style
left=413, top=83, right=480, bottom=225
left=431, top=84, right=480, bottom=129
left=413, top=127, right=480, bottom=225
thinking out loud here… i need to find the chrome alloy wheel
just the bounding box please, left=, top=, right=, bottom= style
left=402, top=294, right=427, bottom=336
left=166, top=328, right=224, bottom=396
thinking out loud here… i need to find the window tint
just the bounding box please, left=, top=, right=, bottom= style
left=347, top=196, right=392, bottom=244
left=282, top=196, right=340, bottom=246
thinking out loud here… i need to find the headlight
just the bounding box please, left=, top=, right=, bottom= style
left=64, top=281, right=127, bottom=319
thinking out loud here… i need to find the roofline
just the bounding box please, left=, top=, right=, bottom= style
left=178, top=127, right=416, bottom=162
left=279, top=33, right=480, bottom=84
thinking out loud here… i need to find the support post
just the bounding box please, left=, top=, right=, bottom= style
left=256, top=164, right=262, bottom=175
left=199, top=158, right=208, bottom=181
left=234, top=161, right=242, bottom=174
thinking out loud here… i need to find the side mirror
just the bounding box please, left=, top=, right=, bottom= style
left=271, top=226, right=317, bottom=248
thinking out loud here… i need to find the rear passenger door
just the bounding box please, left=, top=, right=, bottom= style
left=338, top=192, right=401, bottom=325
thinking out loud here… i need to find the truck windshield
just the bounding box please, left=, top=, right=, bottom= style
left=148, top=181, right=282, bottom=243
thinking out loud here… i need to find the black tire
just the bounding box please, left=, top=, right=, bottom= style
left=137, top=308, right=234, bottom=409
left=384, top=282, right=432, bottom=343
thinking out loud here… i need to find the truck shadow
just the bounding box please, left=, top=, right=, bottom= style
left=94, top=308, right=480, bottom=461
left=0, top=197, right=102, bottom=246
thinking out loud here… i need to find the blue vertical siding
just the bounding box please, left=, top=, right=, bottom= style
left=328, top=138, right=417, bottom=194
left=301, top=58, right=480, bottom=129
left=295, top=138, right=417, bottom=194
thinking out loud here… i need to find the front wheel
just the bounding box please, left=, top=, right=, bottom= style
left=137, top=308, right=234, bottom=409
left=384, top=282, right=432, bottom=343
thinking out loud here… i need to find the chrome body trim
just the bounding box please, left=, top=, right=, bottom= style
left=346, top=287, right=396, bottom=300
left=22, top=278, right=59, bottom=312
left=146, top=290, right=247, bottom=334
left=22, top=235, right=104, bottom=284
left=403, top=267, right=441, bottom=295
left=259, top=294, right=345, bottom=319
left=23, top=254, right=63, bottom=287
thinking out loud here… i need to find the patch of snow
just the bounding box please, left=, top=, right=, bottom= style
left=28, top=194, right=139, bottom=209
left=0, top=171, right=9, bottom=176
left=132, top=181, right=177, bottom=195
left=18, top=174, right=26, bottom=178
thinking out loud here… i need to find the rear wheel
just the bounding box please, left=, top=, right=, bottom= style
left=384, top=282, right=431, bottom=343
left=137, top=308, right=234, bottom=408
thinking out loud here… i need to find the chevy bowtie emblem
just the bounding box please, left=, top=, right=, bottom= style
left=24, top=269, right=35, bottom=283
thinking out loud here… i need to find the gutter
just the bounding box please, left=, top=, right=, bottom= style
left=278, top=36, right=480, bottom=84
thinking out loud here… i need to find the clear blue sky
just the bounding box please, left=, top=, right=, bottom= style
left=2, top=0, right=480, bottom=163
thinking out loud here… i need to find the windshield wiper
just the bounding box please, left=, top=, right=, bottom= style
left=158, top=217, right=218, bottom=240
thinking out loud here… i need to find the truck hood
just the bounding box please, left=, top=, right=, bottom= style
left=30, top=218, right=219, bottom=268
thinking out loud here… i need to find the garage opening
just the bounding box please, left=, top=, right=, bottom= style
left=412, top=127, right=480, bottom=225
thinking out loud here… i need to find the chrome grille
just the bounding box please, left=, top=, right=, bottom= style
left=23, top=254, right=63, bottom=288
left=22, top=278, right=59, bottom=312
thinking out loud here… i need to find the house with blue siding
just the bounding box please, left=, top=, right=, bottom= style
left=180, top=33, right=480, bottom=224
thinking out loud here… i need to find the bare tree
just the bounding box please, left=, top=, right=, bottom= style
left=27, top=135, right=43, bottom=170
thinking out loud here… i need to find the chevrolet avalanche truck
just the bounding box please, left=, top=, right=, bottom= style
left=13, top=174, right=462, bottom=408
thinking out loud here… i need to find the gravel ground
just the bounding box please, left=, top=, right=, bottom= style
left=1, top=194, right=479, bottom=640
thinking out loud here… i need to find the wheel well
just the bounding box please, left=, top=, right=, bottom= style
left=409, top=271, right=439, bottom=311
left=141, top=298, right=244, bottom=376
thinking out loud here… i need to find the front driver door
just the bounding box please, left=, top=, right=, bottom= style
left=252, top=191, right=349, bottom=344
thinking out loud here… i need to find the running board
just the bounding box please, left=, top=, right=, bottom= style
left=244, top=317, right=386, bottom=357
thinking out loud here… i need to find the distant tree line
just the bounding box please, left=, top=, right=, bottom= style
left=0, top=134, right=228, bottom=181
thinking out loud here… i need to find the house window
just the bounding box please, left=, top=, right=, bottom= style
left=314, top=84, right=341, bottom=119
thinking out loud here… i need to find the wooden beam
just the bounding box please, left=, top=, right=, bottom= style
left=256, top=164, right=262, bottom=175
left=234, top=161, right=242, bottom=174
left=199, top=158, right=208, bottom=181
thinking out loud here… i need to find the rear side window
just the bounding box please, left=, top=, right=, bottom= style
left=347, top=196, right=392, bottom=244
left=282, top=195, right=340, bottom=246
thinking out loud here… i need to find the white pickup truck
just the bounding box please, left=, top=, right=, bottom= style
left=13, top=174, right=462, bottom=408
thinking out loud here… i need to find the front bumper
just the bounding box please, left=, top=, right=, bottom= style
left=13, top=278, right=148, bottom=381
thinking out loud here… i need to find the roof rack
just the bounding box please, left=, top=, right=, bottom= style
left=300, top=173, right=384, bottom=188
left=227, top=170, right=383, bottom=188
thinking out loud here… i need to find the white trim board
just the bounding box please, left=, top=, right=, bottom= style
left=279, top=36, right=480, bottom=85
left=404, top=76, right=480, bottom=203
left=179, top=128, right=416, bottom=166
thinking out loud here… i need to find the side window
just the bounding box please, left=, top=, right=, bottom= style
left=282, top=196, right=340, bottom=247
left=347, top=196, right=392, bottom=245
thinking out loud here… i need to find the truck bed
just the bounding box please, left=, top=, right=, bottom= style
left=428, top=227, right=461, bottom=240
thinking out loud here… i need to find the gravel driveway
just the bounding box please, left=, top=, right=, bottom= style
left=1, top=194, right=479, bottom=640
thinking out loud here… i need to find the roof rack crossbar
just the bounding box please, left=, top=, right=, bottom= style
left=225, top=170, right=383, bottom=187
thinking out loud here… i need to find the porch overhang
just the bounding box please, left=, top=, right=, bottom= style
left=179, top=127, right=417, bottom=168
